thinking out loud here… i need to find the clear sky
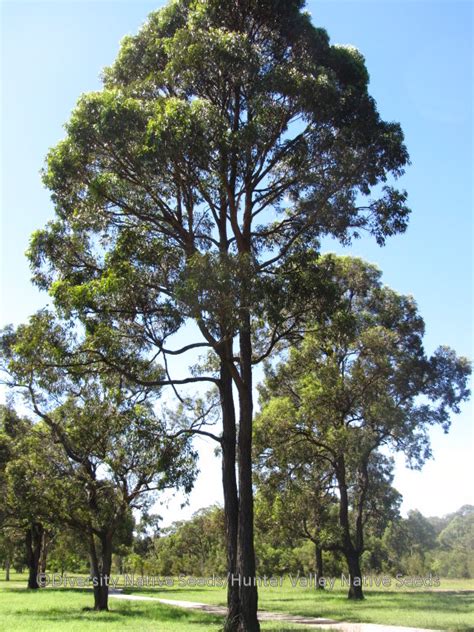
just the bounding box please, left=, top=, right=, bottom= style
left=1, top=0, right=472, bottom=525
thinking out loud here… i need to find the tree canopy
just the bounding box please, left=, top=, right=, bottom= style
left=255, top=255, right=471, bottom=598
left=0, top=313, right=196, bottom=609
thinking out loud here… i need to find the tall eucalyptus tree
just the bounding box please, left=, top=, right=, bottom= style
left=27, top=2, right=410, bottom=628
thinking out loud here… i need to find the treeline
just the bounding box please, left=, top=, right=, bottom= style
left=122, top=503, right=474, bottom=581
left=2, top=503, right=472, bottom=582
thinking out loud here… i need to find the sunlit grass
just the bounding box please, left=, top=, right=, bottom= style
left=2, top=572, right=473, bottom=630
left=0, top=575, right=323, bottom=632
left=129, top=576, right=474, bottom=631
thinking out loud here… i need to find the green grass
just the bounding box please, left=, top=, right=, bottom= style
left=128, top=576, right=474, bottom=631
left=0, top=574, right=323, bottom=632
left=2, top=572, right=474, bottom=631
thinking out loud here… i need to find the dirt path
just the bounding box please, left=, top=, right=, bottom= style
left=109, top=591, right=440, bottom=631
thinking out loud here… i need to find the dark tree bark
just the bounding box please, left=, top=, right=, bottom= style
left=38, top=530, right=50, bottom=587
left=89, top=531, right=113, bottom=611
left=5, top=555, right=10, bottom=581
left=236, top=323, right=259, bottom=632
left=220, top=343, right=241, bottom=632
left=346, top=551, right=364, bottom=600
left=315, top=543, right=324, bottom=589
left=25, top=522, right=44, bottom=589
left=336, top=461, right=365, bottom=600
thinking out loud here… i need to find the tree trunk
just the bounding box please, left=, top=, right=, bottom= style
left=89, top=532, right=113, bottom=611
left=5, top=554, right=10, bottom=581
left=94, top=581, right=110, bottom=611
left=236, top=324, right=259, bottom=632
left=220, top=344, right=241, bottom=632
left=346, top=551, right=364, bottom=600
left=38, top=530, right=49, bottom=587
left=336, top=462, right=364, bottom=600
left=315, top=544, right=324, bottom=589
left=25, top=522, right=44, bottom=589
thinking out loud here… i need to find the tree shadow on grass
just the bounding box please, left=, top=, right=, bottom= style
left=8, top=598, right=224, bottom=627
left=2, top=587, right=91, bottom=595
left=362, top=590, right=474, bottom=614
left=248, top=590, right=474, bottom=627
left=263, top=629, right=335, bottom=632
left=121, top=585, right=223, bottom=596
left=9, top=608, right=127, bottom=624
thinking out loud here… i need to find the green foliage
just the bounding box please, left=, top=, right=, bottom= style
left=27, top=0, right=412, bottom=371
left=3, top=0, right=463, bottom=623
left=46, top=530, right=90, bottom=575
left=0, top=312, right=198, bottom=604
left=257, top=255, right=470, bottom=471
left=254, top=255, right=470, bottom=594
left=135, top=506, right=227, bottom=576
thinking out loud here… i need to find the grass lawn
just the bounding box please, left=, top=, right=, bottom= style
left=1, top=573, right=473, bottom=631
left=0, top=574, right=322, bottom=632
left=128, top=576, right=474, bottom=631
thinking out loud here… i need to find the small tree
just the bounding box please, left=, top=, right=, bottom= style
left=47, top=529, right=90, bottom=576
left=253, top=442, right=338, bottom=585
left=0, top=405, right=55, bottom=589
left=1, top=313, right=196, bottom=610
left=256, top=255, right=471, bottom=599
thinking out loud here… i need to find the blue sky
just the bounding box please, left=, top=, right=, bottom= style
left=1, top=0, right=472, bottom=523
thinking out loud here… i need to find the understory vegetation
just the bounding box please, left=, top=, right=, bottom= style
left=2, top=504, right=472, bottom=583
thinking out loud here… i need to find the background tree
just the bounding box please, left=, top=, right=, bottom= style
left=0, top=526, right=26, bottom=581
left=47, top=529, right=90, bottom=577
left=254, top=437, right=403, bottom=587
left=379, top=506, right=474, bottom=578
left=253, top=436, right=338, bottom=585
left=402, top=510, right=438, bottom=573
left=1, top=313, right=196, bottom=610
left=4, top=420, right=64, bottom=590
left=98, top=502, right=474, bottom=582
left=0, top=405, right=56, bottom=589
left=26, top=1, right=411, bottom=628
left=150, top=506, right=227, bottom=577
left=0, top=405, right=18, bottom=582
left=255, top=255, right=471, bottom=599
left=434, top=506, right=474, bottom=578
